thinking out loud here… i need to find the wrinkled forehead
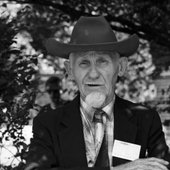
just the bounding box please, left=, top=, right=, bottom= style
left=69, top=51, right=119, bottom=61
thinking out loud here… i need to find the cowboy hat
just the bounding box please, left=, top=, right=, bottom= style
left=45, top=16, right=139, bottom=59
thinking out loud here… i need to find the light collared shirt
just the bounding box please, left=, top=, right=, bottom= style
left=80, top=97, right=114, bottom=167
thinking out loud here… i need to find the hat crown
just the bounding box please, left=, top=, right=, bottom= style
left=70, top=16, right=117, bottom=45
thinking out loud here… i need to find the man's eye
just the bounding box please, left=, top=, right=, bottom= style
left=97, top=59, right=108, bottom=64
left=79, top=61, right=89, bottom=67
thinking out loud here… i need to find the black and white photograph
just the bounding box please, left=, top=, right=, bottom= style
left=0, top=1, right=170, bottom=170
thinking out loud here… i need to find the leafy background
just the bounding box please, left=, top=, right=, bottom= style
left=0, top=0, right=170, bottom=169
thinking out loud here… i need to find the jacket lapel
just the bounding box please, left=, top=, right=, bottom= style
left=113, top=96, right=138, bottom=166
left=58, top=96, right=87, bottom=167
left=114, top=96, right=137, bottom=143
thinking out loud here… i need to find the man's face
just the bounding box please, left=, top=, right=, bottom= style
left=66, top=51, right=127, bottom=106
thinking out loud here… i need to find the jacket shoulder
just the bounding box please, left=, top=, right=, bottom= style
left=116, top=96, right=158, bottom=120
left=33, top=104, right=66, bottom=128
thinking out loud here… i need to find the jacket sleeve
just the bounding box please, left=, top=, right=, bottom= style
left=25, top=115, right=58, bottom=170
left=147, top=110, right=170, bottom=168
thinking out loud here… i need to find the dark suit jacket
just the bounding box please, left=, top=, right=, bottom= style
left=25, top=95, right=170, bottom=170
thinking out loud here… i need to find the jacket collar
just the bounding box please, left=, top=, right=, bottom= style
left=58, top=95, right=87, bottom=167
left=80, top=96, right=114, bottom=122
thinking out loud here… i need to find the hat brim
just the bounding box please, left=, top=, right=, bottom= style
left=45, top=34, right=139, bottom=59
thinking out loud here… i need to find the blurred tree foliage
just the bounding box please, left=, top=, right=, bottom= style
left=5, top=0, right=170, bottom=70
left=0, top=0, right=170, bottom=168
left=0, top=5, right=38, bottom=169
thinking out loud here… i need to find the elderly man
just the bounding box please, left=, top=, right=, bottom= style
left=25, top=16, right=170, bottom=170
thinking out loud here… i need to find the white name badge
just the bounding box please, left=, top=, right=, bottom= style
left=112, top=140, right=141, bottom=161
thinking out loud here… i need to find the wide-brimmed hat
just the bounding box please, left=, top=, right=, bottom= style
left=45, top=16, right=139, bottom=59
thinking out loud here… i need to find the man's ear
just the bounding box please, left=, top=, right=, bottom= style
left=64, top=60, right=74, bottom=80
left=118, top=57, right=128, bottom=77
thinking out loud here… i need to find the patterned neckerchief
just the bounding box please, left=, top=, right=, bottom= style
left=80, top=96, right=114, bottom=167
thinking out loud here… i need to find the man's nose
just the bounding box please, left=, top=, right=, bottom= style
left=88, top=65, right=100, bottom=79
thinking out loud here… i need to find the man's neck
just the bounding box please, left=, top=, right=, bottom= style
left=80, top=95, right=115, bottom=122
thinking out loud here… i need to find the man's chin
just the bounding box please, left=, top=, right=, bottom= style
left=81, top=90, right=105, bottom=98
left=83, top=89, right=106, bottom=96
left=84, top=92, right=106, bottom=108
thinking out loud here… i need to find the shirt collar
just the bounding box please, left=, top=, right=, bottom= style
left=80, top=96, right=115, bottom=122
